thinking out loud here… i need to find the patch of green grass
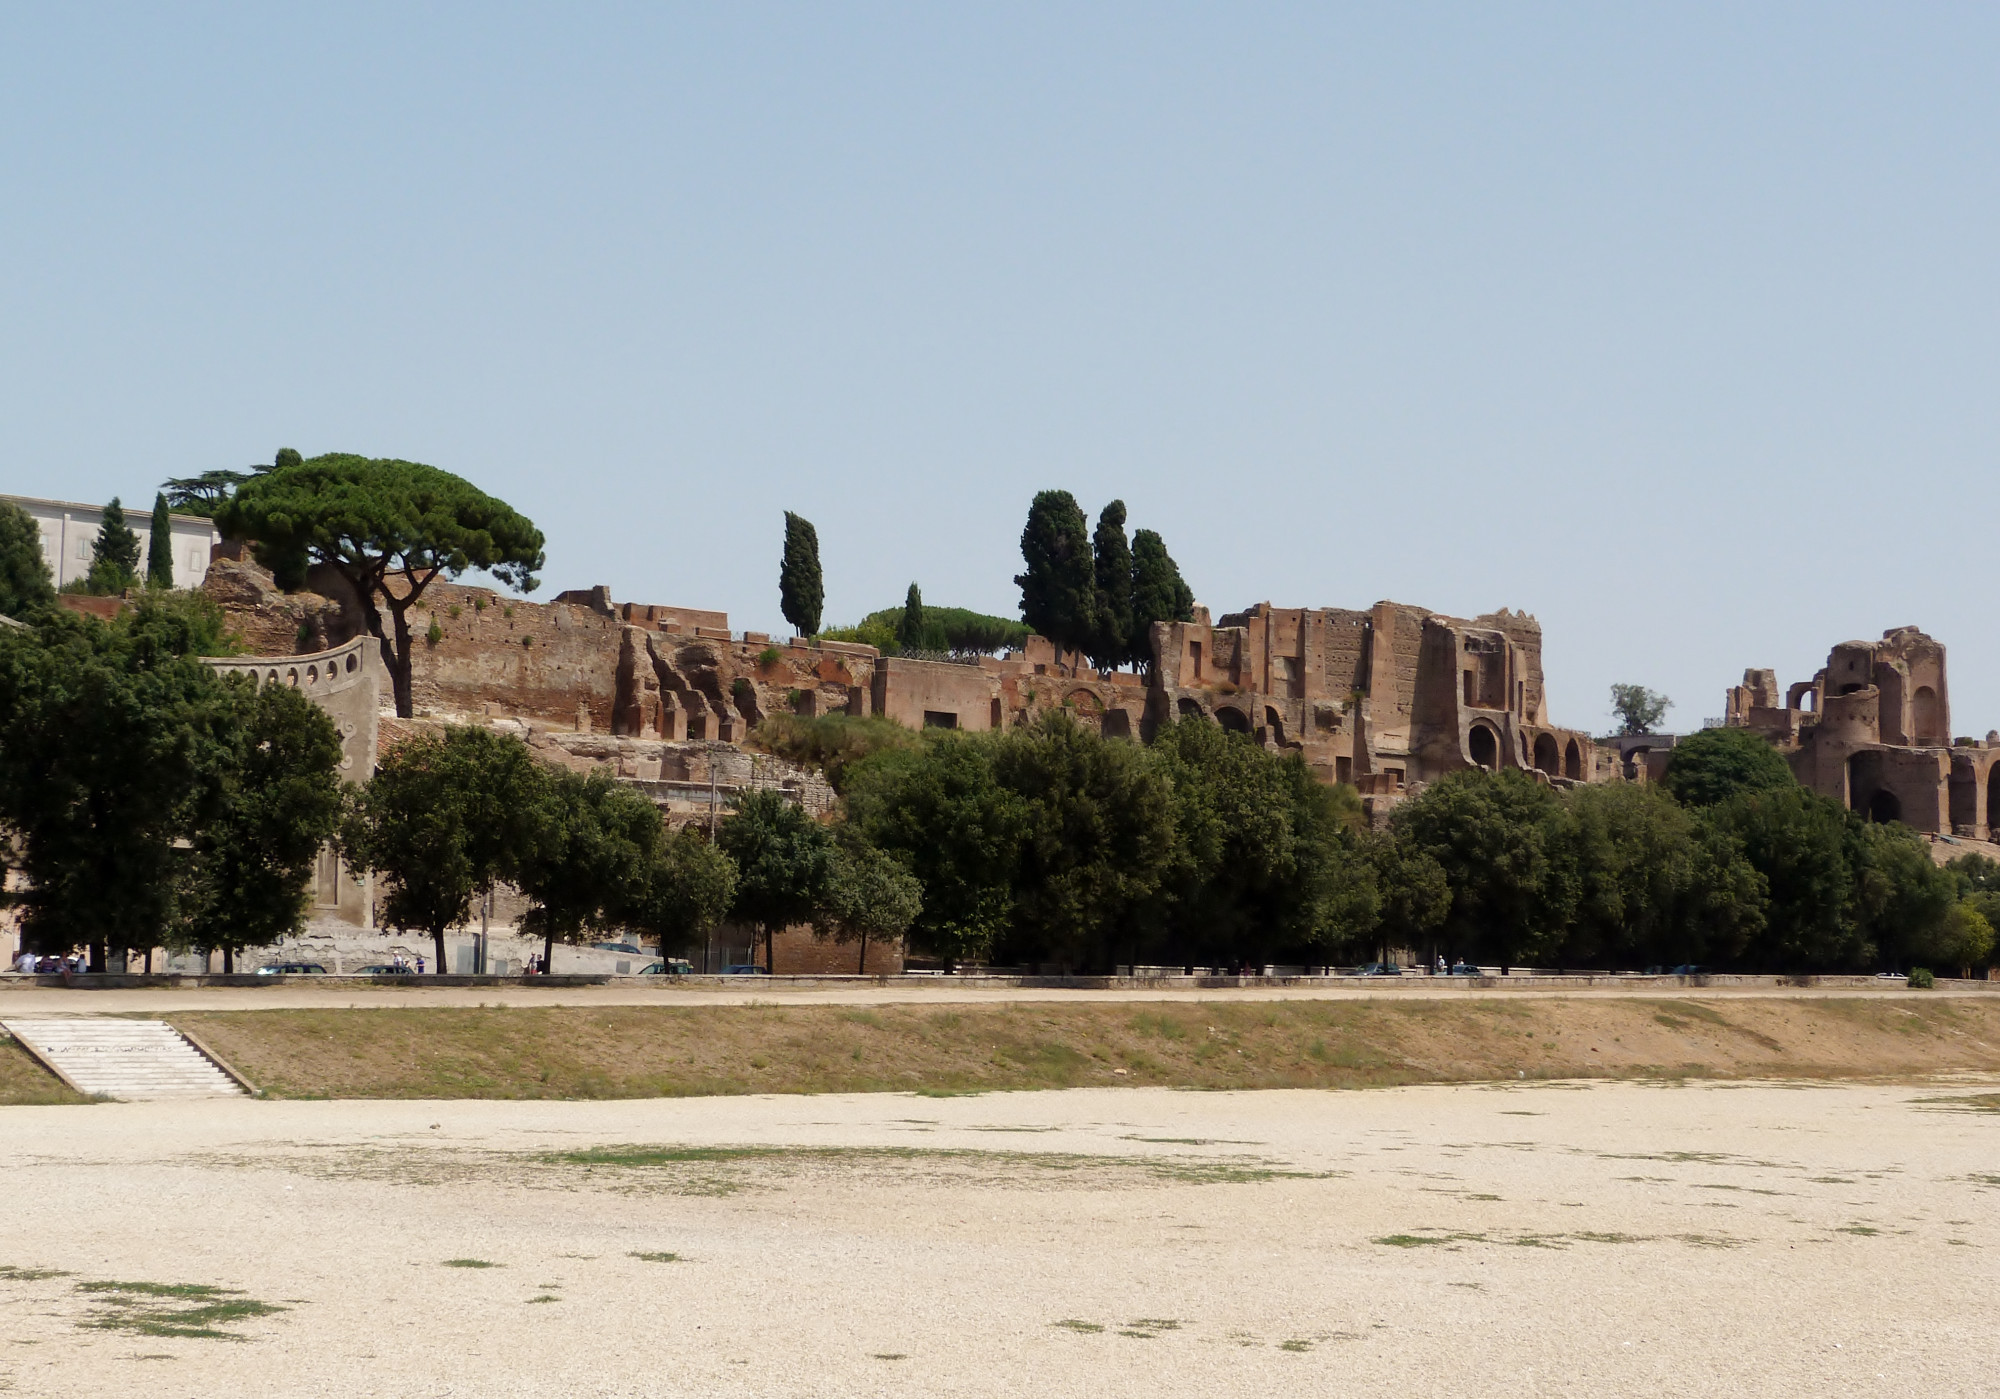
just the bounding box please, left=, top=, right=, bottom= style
left=1279, top=1339, right=1312, bottom=1353
left=526, top=1294, right=560, bottom=1304
left=1914, top=1093, right=2000, bottom=1114
left=628, top=1252, right=681, bottom=1263
left=0, top=1266, right=72, bottom=1281
left=1835, top=1224, right=1881, bottom=1236
left=872, top=1352, right=907, bottom=1360
left=76, top=1280, right=285, bottom=1341
left=441, top=1258, right=500, bottom=1268
left=1373, top=1233, right=1480, bottom=1248
left=1051, top=1319, right=1104, bottom=1333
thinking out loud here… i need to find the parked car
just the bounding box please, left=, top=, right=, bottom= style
left=639, top=959, right=693, bottom=976
left=1353, top=962, right=1403, bottom=977
left=591, top=941, right=643, bottom=955
left=1447, top=962, right=1481, bottom=976
left=353, top=964, right=416, bottom=976
left=255, top=962, right=328, bottom=976
left=720, top=964, right=770, bottom=976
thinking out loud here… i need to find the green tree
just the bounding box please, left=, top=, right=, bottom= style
left=1089, top=500, right=1135, bottom=672
left=716, top=789, right=835, bottom=972
left=750, top=713, right=919, bottom=790
left=1661, top=726, right=1796, bottom=808
left=823, top=605, right=1027, bottom=659
left=1127, top=528, right=1194, bottom=673
left=1390, top=769, right=1581, bottom=970
left=217, top=453, right=545, bottom=717
left=1609, top=684, right=1671, bottom=736
left=1014, top=490, right=1097, bottom=671
left=990, top=710, right=1177, bottom=970
left=1150, top=716, right=1375, bottom=969
left=1703, top=786, right=1866, bottom=970
left=1848, top=818, right=1957, bottom=973
left=175, top=679, right=345, bottom=971
left=0, top=600, right=226, bottom=970
left=842, top=731, right=1028, bottom=970
left=1562, top=781, right=1763, bottom=970
left=815, top=828, right=923, bottom=973
left=86, top=497, right=141, bottom=594
left=779, top=511, right=824, bottom=637
left=624, top=826, right=738, bottom=965
left=0, top=501, right=55, bottom=620
left=340, top=726, right=544, bottom=972
left=162, top=450, right=290, bottom=519
left=897, top=582, right=935, bottom=653
left=146, top=493, right=175, bottom=589
left=1362, top=831, right=1451, bottom=966
left=513, top=769, right=663, bottom=974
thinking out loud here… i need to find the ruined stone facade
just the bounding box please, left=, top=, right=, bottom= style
left=203, top=634, right=384, bottom=927
left=1151, top=601, right=1595, bottom=811
left=1724, top=627, right=2000, bottom=836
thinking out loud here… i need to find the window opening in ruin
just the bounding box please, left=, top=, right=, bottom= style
left=1865, top=788, right=1902, bottom=825
left=1988, top=770, right=2000, bottom=836
left=990, top=698, right=1003, bottom=728
left=1265, top=707, right=1286, bottom=746
left=1102, top=709, right=1132, bottom=740
left=1468, top=724, right=1498, bottom=770
left=1463, top=671, right=1475, bottom=707
left=1384, top=766, right=1404, bottom=789
left=1914, top=686, right=1942, bottom=744
left=1217, top=707, right=1251, bottom=734
left=1189, top=641, right=1202, bottom=679
left=1839, top=683, right=1864, bottom=696
left=1177, top=697, right=1204, bottom=721
left=1335, top=756, right=1352, bottom=784
left=1532, top=733, right=1559, bottom=775
left=922, top=710, right=958, bottom=729
left=1563, top=739, right=1582, bottom=780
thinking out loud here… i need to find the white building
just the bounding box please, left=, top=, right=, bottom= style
left=2, top=494, right=221, bottom=591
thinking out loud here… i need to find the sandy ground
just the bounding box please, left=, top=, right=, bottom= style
left=3, top=1081, right=1998, bottom=1397
left=1, top=978, right=1992, bottom=1014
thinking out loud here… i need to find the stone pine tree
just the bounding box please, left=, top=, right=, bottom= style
left=1127, top=528, right=1195, bottom=673
left=218, top=453, right=544, bottom=718
left=1089, top=500, right=1135, bottom=672
left=779, top=511, right=824, bottom=637
left=898, top=582, right=926, bottom=654
left=146, top=493, right=174, bottom=588
left=0, top=501, right=55, bottom=619
left=87, top=497, right=142, bottom=594
left=1014, top=490, right=1097, bottom=672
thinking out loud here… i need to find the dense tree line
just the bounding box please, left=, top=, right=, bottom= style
left=0, top=594, right=345, bottom=971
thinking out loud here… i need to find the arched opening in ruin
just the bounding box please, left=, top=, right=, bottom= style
left=1838, top=683, right=1865, bottom=696
left=1265, top=706, right=1287, bottom=746
left=1176, top=697, right=1205, bottom=722
left=1988, top=768, right=2000, bottom=836
left=1914, top=686, right=1942, bottom=744
left=1101, top=709, right=1133, bottom=740
left=1216, top=706, right=1252, bottom=735
left=1563, top=739, right=1582, bottom=780
left=1532, top=733, right=1559, bottom=775
left=1865, top=788, right=1902, bottom=825
left=1468, top=723, right=1499, bottom=771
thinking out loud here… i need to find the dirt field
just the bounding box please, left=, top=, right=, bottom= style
left=3, top=1079, right=1996, bottom=1397
left=130, top=996, right=2000, bottom=1101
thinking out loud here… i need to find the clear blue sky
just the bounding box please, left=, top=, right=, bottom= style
left=4, top=5, right=1996, bottom=735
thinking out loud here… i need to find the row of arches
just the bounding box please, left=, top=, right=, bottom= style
left=1470, top=722, right=1582, bottom=780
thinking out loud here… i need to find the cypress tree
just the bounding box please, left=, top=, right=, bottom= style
left=779, top=511, right=824, bottom=637
left=87, top=497, right=141, bottom=594
left=1089, top=500, right=1135, bottom=672
left=1128, top=528, right=1195, bottom=672
left=1014, top=490, right=1097, bottom=669
left=147, top=492, right=175, bottom=588
left=898, top=582, right=927, bottom=654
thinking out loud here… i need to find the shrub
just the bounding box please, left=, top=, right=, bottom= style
left=1908, top=967, right=1935, bottom=989
left=425, top=619, right=443, bottom=647
left=758, top=646, right=783, bottom=667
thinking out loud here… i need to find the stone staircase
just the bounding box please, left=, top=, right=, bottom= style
left=1, top=1018, right=249, bottom=1100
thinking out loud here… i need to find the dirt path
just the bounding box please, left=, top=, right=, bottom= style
left=2, top=1079, right=1995, bottom=1396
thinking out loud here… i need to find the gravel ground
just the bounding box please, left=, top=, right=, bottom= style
left=2, top=1080, right=1996, bottom=1397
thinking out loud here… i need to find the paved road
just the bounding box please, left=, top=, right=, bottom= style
left=0, top=977, right=1987, bottom=1013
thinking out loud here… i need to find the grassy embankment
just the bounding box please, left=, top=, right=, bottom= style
left=8, top=996, right=2000, bottom=1105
